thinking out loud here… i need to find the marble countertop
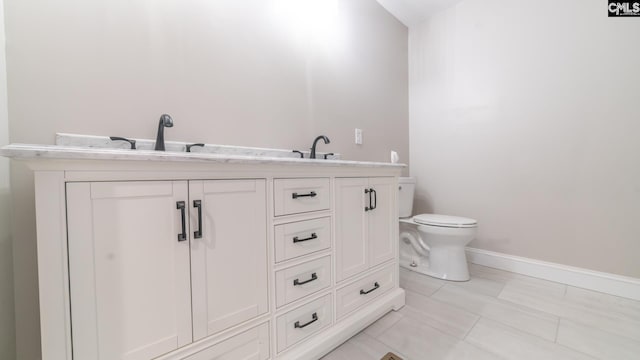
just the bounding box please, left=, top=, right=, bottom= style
left=54, top=133, right=342, bottom=160
left=0, top=143, right=406, bottom=169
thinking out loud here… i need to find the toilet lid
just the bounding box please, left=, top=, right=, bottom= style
left=413, top=214, right=477, bottom=228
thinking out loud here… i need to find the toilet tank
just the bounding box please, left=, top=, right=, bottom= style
left=398, top=177, right=416, bottom=218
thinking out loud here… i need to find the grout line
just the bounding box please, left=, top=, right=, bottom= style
left=360, top=331, right=407, bottom=359
left=394, top=289, right=486, bottom=343
left=463, top=315, right=482, bottom=340
left=431, top=282, right=445, bottom=297
left=364, top=311, right=404, bottom=339
left=495, top=282, right=508, bottom=299
left=403, top=289, right=484, bottom=341
left=428, top=283, right=447, bottom=299
left=399, top=268, right=446, bottom=297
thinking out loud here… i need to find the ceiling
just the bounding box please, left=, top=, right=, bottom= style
left=376, top=0, right=463, bottom=27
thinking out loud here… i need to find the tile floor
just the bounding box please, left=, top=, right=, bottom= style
left=322, top=264, right=640, bottom=360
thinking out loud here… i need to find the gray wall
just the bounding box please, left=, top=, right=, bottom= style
left=409, top=0, right=640, bottom=277
left=3, top=0, right=408, bottom=358
left=0, top=0, right=16, bottom=359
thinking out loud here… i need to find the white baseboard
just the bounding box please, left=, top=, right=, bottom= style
left=466, top=247, right=640, bottom=301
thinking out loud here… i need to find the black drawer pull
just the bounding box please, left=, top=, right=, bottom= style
left=193, top=200, right=202, bottom=239
left=370, top=188, right=377, bottom=210
left=293, top=233, right=317, bottom=243
left=176, top=201, right=187, bottom=242
left=294, top=312, right=318, bottom=329
left=292, top=191, right=317, bottom=199
left=293, top=272, right=318, bottom=286
left=360, top=282, right=380, bottom=295
left=364, top=188, right=371, bottom=211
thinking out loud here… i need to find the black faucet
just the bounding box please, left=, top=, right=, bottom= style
left=109, top=136, right=136, bottom=150
left=154, top=114, right=173, bottom=151
left=310, top=135, right=330, bottom=159
left=185, top=143, right=204, bottom=152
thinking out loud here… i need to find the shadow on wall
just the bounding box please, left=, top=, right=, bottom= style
left=0, top=183, right=16, bottom=359
left=9, top=162, right=39, bottom=360
left=413, top=187, right=434, bottom=215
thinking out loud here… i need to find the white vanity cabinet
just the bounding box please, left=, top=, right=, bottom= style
left=335, top=177, right=397, bottom=282
left=1, top=144, right=406, bottom=360
left=66, top=179, right=268, bottom=360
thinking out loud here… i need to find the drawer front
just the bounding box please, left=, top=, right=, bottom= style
left=274, top=178, right=331, bottom=216
left=276, top=294, right=333, bottom=352
left=275, top=256, right=331, bottom=308
left=336, top=264, right=395, bottom=319
left=180, top=322, right=269, bottom=360
left=274, top=217, right=331, bottom=263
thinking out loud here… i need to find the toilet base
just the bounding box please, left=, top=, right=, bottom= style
left=399, top=257, right=470, bottom=282
left=399, top=222, right=474, bottom=282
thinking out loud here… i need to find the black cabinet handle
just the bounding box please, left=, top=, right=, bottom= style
left=110, top=136, right=136, bottom=149
left=193, top=200, right=202, bottom=239
left=364, top=188, right=371, bottom=211
left=360, top=282, right=380, bottom=295
left=186, top=143, right=205, bottom=152
left=293, top=272, right=318, bottom=286
left=293, top=233, right=317, bottom=243
left=370, top=188, right=377, bottom=210
left=292, top=191, right=317, bottom=199
left=176, top=201, right=186, bottom=242
left=294, top=312, right=318, bottom=329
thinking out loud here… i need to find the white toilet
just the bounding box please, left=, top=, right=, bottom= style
left=398, top=177, right=477, bottom=281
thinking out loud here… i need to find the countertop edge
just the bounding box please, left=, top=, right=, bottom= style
left=0, top=144, right=407, bottom=169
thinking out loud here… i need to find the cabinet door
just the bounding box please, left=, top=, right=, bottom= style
left=67, top=181, right=192, bottom=360
left=335, top=178, right=369, bottom=282
left=368, top=177, right=397, bottom=267
left=190, top=180, right=269, bottom=341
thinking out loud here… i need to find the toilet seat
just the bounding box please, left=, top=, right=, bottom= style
left=413, top=214, right=477, bottom=228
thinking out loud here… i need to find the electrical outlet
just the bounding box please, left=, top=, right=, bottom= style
left=355, top=128, right=363, bottom=145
